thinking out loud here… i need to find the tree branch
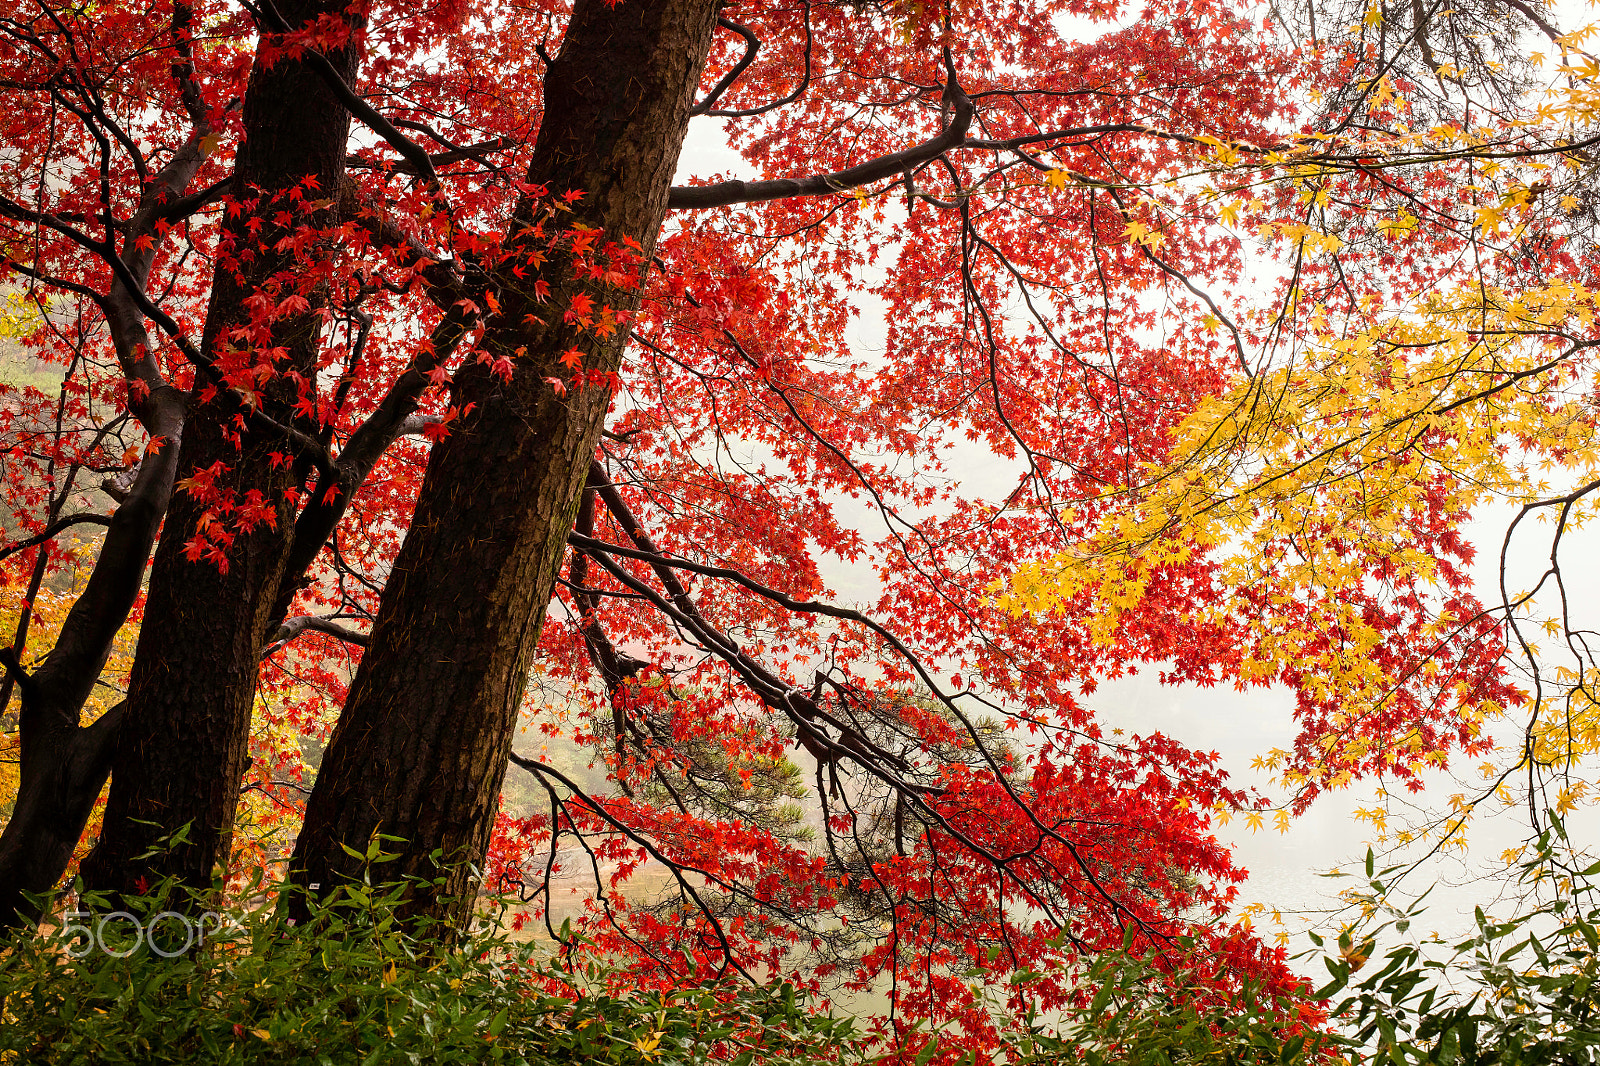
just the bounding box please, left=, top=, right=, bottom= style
left=689, top=18, right=761, bottom=116
left=669, top=50, right=973, bottom=209
left=346, top=137, right=516, bottom=177
left=702, top=0, right=812, bottom=119
left=265, top=304, right=479, bottom=630
left=263, top=614, right=370, bottom=657
left=0, top=513, right=113, bottom=565
left=337, top=176, right=468, bottom=310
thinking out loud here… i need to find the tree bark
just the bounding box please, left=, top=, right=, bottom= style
left=0, top=123, right=204, bottom=923
left=77, top=0, right=360, bottom=903
left=288, top=0, right=718, bottom=931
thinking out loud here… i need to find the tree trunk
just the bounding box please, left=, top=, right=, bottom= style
left=0, top=122, right=205, bottom=923
left=78, top=1, right=359, bottom=903
left=288, top=0, right=718, bottom=931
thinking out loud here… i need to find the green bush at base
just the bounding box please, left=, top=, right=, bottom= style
left=0, top=876, right=861, bottom=1066
left=6, top=819, right=1600, bottom=1066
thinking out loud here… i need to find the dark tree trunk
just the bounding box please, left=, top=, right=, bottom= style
left=77, top=1, right=359, bottom=903
left=288, top=0, right=718, bottom=931
left=0, top=128, right=205, bottom=924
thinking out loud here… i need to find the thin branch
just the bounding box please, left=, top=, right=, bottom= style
left=0, top=513, right=113, bottom=565
left=690, top=18, right=761, bottom=116
left=670, top=50, right=973, bottom=210
left=703, top=0, right=812, bottom=118
left=507, top=753, right=755, bottom=981
left=345, top=137, right=516, bottom=177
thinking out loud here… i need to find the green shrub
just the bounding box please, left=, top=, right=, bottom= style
left=9, top=820, right=1600, bottom=1066
left=960, top=818, right=1600, bottom=1065
left=970, top=939, right=1332, bottom=1066
left=0, top=876, right=862, bottom=1066
left=1307, top=820, right=1600, bottom=1066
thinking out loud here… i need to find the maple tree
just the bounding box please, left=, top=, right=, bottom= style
left=0, top=0, right=1593, bottom=1055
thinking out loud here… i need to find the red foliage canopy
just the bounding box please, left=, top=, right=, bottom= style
left=0, top=0, right=1524, bottom=1053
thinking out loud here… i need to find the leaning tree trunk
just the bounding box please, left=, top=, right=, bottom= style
left=0, top=144, right=202, bottom=925
left=78, top=0, right=359, bottom=903
left=288, top=0, right=719, bottom=932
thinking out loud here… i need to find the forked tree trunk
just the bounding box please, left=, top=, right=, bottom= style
left=78, top=0, right=359, bottom=903
left=288, top=0, right=718, bottom=931
left=0, top=149, right=201, bottom=925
